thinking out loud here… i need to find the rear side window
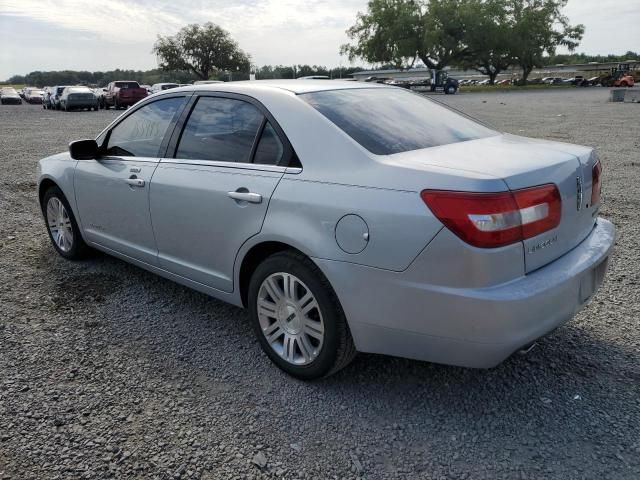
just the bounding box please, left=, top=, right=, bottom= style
left=106, top=97, right=184, bottom=157
left=253, top=123, right=284, bottom=165
left=175, top=97, right=264, bottom=163
left=302, top=88, right=497, bottom=155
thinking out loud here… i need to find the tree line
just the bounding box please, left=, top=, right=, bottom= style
left=341, top=0, right=588, bottom=84
left=3, top=65, right=366, bottom=88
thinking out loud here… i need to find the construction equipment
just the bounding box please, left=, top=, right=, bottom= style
left=600, top=63, right=635, bottom=88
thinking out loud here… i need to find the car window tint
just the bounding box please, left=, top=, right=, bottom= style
left=176, top=97, right=264, bottom=163
left=253, top=122, right=284, bottom=165
left=106, top=97, right=183, bottom=157
left=302, top=88, right=497, bottom=155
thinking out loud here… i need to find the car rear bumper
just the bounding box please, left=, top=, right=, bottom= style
left=117, top=97, right=144, bottom=106
left=314, top=218, right=615, bottom=368
left=65, top=99, right=98, bottom=108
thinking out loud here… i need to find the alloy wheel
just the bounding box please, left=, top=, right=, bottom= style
left=46, top=197, right=73, bottom=252
left=257, top=272, right=325, bottom=365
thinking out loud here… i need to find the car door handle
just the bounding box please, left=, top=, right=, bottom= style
left=125, top=177, right=145, bottom=187
left=227, top=191, right=262, bottom=204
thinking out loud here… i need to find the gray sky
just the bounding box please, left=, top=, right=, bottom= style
left=1, top=0, right=638, bottom=80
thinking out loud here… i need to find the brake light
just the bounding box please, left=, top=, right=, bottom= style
left=421, top=184, right=561, bottom=248
left=591, top=160, right=602, bottom=206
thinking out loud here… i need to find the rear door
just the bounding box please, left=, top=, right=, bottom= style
left=74, top=95, right=188, bottom=265
left=150, top=93, right=293, bottom=292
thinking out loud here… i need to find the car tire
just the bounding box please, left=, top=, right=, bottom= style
left=42, top=186, right=90, bottom=260
left=248, top=251, right=357, bottom=380
left=445, top=85, right=457, bottom=95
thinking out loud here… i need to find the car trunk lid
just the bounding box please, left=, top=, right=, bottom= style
left=389, top=133, right=599, bottom=272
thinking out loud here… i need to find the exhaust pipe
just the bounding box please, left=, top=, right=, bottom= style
left=518, top=342, right=538, bottom=355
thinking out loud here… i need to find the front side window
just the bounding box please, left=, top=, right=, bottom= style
left=106, top=97, right=184, bottom=157
left=302, top=88, right=497, bottom=155
left=175, top=97, right=264, bottom=163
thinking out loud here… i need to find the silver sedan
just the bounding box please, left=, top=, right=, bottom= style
left=37, top=81, right=615, bottom=379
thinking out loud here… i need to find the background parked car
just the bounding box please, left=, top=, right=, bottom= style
left=150, top=82, right=179, bottom=93
left=101, top=81, right=147, bottom=110
left=24, top=88, right=45, bottom=104
left=50, top=86, right=71, bottom=110
left=42, top=87, right=53, bottom=109
left=59, top=86, right=99, bottom=111
left=0, top=87, right=22, bottom=105
left=587, top=76, right=602, bottom=86
left=193, top=80, right=224, bottom=85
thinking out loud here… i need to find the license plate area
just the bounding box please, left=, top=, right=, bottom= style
left=579, top=257, right=609, bottom=304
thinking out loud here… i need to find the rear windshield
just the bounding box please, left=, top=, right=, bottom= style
left=115, top=82, right=140, bottom=89
left=301, top=88, right=497, bottom=155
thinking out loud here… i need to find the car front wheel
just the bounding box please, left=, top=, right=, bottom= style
left=248, top=251, right=356, bottom=379
left=42, top=187, right=89, bottom=260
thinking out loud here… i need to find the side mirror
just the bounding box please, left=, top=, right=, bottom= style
left=69, top=139, right=98, bottom=160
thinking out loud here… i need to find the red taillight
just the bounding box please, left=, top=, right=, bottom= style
left=591, top=160, right=602, bottom=206
left=421, top=184, right=561, bottom=248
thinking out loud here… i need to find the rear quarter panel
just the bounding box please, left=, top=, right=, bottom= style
left=262, top=175, right=443, bottom=271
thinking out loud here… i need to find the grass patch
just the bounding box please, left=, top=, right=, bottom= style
left=461, top=84, right=575, bottom=93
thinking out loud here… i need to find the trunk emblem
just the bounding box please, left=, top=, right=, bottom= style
left=576, top=176, right=583, bottom=211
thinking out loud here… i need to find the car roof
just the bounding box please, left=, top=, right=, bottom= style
left=165, top=79, right=388, bottom=95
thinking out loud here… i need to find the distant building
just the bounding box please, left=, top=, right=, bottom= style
left=351, top=61, right=640, bottom=82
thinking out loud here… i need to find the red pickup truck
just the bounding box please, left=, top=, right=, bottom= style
left=101, top=81, right=147, bottom=110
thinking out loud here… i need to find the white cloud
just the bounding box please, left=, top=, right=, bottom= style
left=0, top=0, right=638, bottom=79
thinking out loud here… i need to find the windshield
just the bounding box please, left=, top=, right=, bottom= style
left=301, top=88, right=497, bottom=155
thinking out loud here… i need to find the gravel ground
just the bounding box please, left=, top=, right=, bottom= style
left=1, top=89, right=639, bottom=480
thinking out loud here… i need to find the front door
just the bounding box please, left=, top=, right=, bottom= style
left=75, top=96, right=187, bottom=265
left=150, top=95, right=288, bottom=292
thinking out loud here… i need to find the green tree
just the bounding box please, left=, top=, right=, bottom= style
left=420, top=0, right=471, bottom=69
left=509, top=0, right=584, bottom=84
left=341, top=0, right=423, bottom=68
left=152, top=23, right=250, bottom=80
left=463, top=0, right=514, bottom=84
left=341, top=0, right=470, bottom=70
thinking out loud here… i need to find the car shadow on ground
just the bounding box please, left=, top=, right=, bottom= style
left=27, top=245, right=639, bottom=476
left=44, top=248, right=636, bottom=397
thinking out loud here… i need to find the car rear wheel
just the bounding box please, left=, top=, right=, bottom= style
left=42, top=187, right=89, bottom=260
left=248, top=251, right=356, bottom=379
